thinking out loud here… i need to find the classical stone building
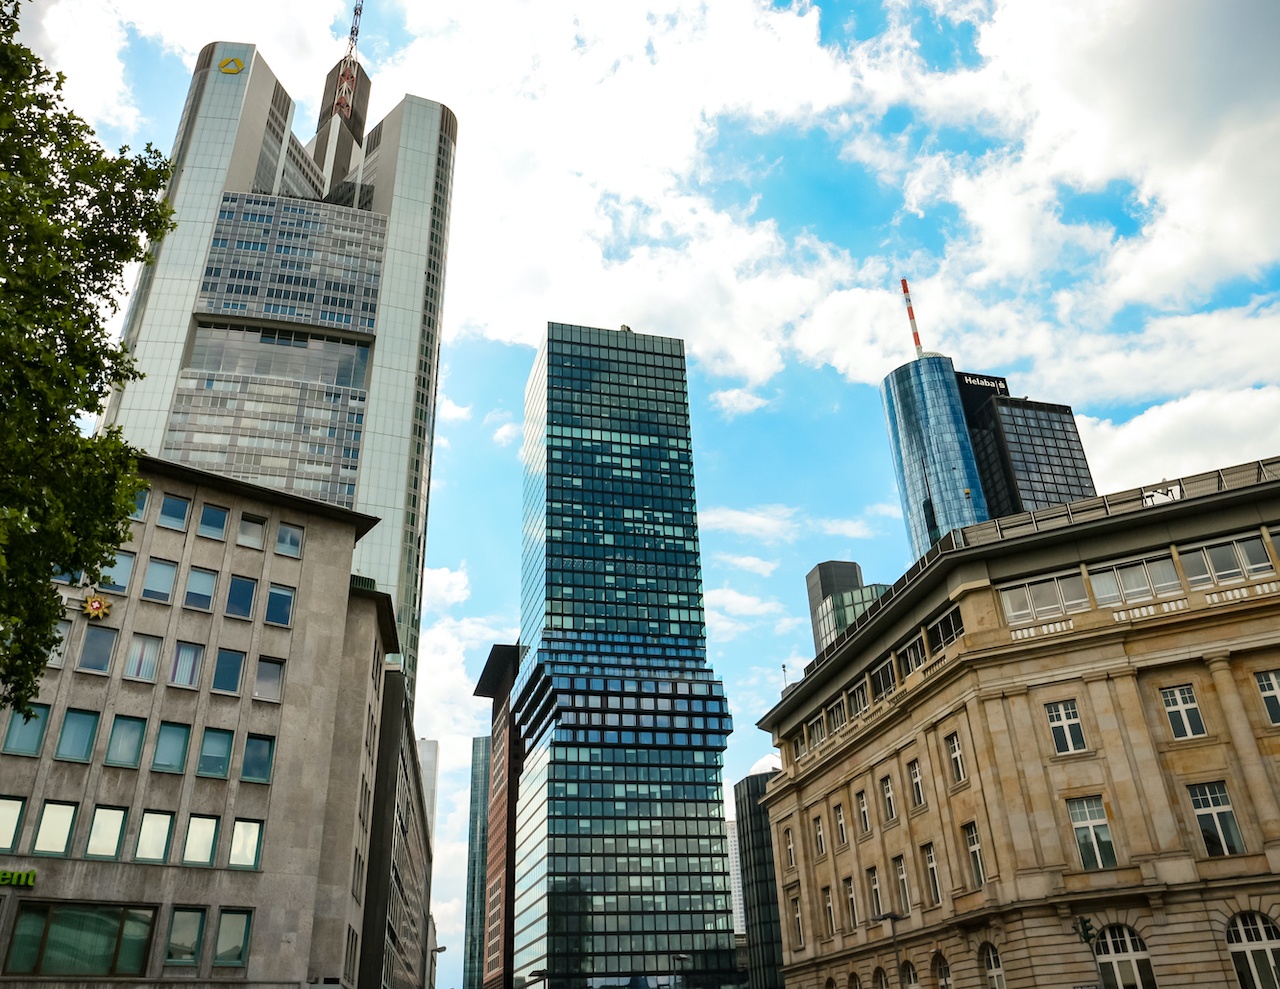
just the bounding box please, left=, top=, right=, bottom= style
left=759, top=457, right=1280, bottom=989
left=0, top=456, right=426, bottom=986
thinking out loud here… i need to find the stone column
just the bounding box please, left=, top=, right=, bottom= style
left=1206, top=653, right=1280, bottom=849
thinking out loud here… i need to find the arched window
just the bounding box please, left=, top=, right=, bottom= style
left=981, top=944, right=1006, bottom=989
left=901, top=961, right=920, bottom=988
left=873, top=967, right=890, bottom=989
left=847, top=974, right=862, bottom=989
left=932, top=954, right=953, bottom=989
left=1227, top=912, right=1280, bottom=989
left=1094, top=925, right=1158, bottom=988
left=785, top=828, right=795, bottom=868
left=826, top=980, right=837, bottom=989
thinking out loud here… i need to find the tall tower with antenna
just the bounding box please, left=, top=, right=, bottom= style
left=880, top=279, right=989, bottom=557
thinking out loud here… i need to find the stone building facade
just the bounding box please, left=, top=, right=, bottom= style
left=759, top=457, right=1280, bottom=989
left=0, top=457, right=412, bottom=986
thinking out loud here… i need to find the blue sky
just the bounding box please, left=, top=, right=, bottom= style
left=24, top=0, right=1280, bottom=982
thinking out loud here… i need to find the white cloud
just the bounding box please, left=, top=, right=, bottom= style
left=438, top=396, right=473, bottom=422
left=773, top=615, right=806, bottom=636
left=710, top=388, right=770, bottom=417
left=705, top=587, right=783, bottom=617
left=712, top=553, right=779, bottom=577
left=699, top=504, right=800, bottom=543
left=420, top=564, right=471, bottom=612
left=492, top=422, right=521, bottom=446
left=816, top=518, right=875, bottom=539
left=865, top=502, right=902, bottom=518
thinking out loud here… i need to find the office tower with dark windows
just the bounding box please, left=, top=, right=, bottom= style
left=734, top=764, right=785, bottom=989
left=882, top=352, right=989, bottom=558
left=102, top=40, right=457, bottom=696
left=464, top=736, right=492, bottom=989
left=955, top=371, right=1096, bottom=517
left=508, top=323, right=736, bottom=987
left=806, top=561, right=891, bottom=655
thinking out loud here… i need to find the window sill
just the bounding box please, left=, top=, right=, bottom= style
left=947, top=779, right=971, bottom=796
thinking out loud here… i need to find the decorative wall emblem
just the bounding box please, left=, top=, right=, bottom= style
left=219, top=57, right=244, bottom=74
left=82, top=594, right=111, bottom=619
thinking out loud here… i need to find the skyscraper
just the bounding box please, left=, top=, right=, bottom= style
left=508, top=322, right=736, bottom=986
left=103, top=40, right=456, bottom=694
left=464, top=736, right=492, bottom=989
left=734, top=763, right=784, bottom=989
left=805, top=561, right=891, bottom=654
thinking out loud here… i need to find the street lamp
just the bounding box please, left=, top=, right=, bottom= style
left=673, top=952, right=692, bottom=989
left=873, top=912, right=903, bottom=989
left=428, top=945, right=446, bottom=989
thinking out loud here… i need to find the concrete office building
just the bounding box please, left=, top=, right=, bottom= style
left=0, top=457, right=415, bottom=985
left=734, top=761, right=784, bottom=989
left=102, top=39, right=457, bottom=696
left=759, top=456, right=1280, bottom=989
left=806, top=562, right=891, bottom=656
left=464, top=735, right=492, bottom=989
left=496, top=323, right=736, bottom=987
left=728, top=820, right=746, bottom=933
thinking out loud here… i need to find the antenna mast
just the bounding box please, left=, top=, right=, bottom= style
left=900, top=278, right=924, bottom=359
left=332, top=2, right=364, bottom=122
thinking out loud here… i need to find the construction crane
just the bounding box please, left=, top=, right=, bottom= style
left=332, top=2, right=364, bottom=122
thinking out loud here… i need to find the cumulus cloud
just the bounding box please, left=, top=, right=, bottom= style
left=421, top=564, right=471, bottom=612
left=438, top=396, right=473, bottom=422
left=712, top=553, right=780, bottom=576
left=816, top=518, right=875, bottom=539
left=710, top=388, right=770, bottom=417
left=699, top=505, right=801, bottom=543
left=705, top=587, right=784, bottom=617
left=492, top=422, right=522, bottom=446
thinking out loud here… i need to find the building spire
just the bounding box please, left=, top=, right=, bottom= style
left=332, top=2, right=364, bottom=122
left=901, top=277, right=924, bottom=359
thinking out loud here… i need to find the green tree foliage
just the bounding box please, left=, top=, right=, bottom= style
left=0, top=1, right=172, bottom=714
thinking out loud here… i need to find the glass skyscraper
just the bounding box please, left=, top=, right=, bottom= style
left=465, top=736, right=493, bottom=989
left=510, top=323, right=736, bottom=987
left=102, top=41, right=456, bottom=693
left=881, top=354, right=989, bottom=558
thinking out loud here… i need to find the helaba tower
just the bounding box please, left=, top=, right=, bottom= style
left=509, top=323, right=736, bottom=987
left=103, top=37, right=456, bottom=691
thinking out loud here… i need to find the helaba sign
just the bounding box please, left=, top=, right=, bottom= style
left=961, top=374, right=1008, bottom=393
left=0, top=869, right=36, bottom=887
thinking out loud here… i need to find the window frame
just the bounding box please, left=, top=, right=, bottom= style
left=182, top=814, right=220, bottom=867
left=241, top=734, right=275, bottom=784
left=166, top=906, right=206, bottom=966
left=77, top=625, right=118, bottom=674
left=814, top=815, right=826, bottom=856
left=1161, top=683, right=1207, bottom=739
left=55, top=708, right=100, bottom=762
left=32, top=800, right=78, bottom=856
left=152, top=722, right=191, bottom=774
left=856, top=790, right=871, bottom=833
left=275, top=522, right=304, bottom=557
left=98, top=550, right=135, bottom=594
left=104, top=715, right=147, bottom=768
left=140, top=558, right=179, bottom=604
left=183, top=567, right=218, bottom=611
left=157, top=494, right=191, bottom=531
left=168, top=641, right=204, bottom=688
left=237, top=514, right=266, bottom=549
left=866, top=866, right=882, bottom=916
left=229, top=819, right=264, bottom=870
left=880, top=775, right=896, bottom=821
left=922, top=843, right=941, bottom=905
left=85, top=805, right=129, bottom=860
left=123, top=633, right=162, bottom=681
left=835, top=803, right=847, bottom=845
left=135, top=809, right=175, bottom=863
left=1045, top=699, right=1087, bottom=754
left=893, top=854, right=910, bottom=914
left=264, top=583, right=295, bottom=626
left=0, top=796, right=26, bottom=853
left=197, top=728, right=235, bottom=779
left=1257, top=670, right=1280, bottom=725
left=6, top=902, right=156, bottom=977
left=225, top=575, right=258, bottom=620
left=963, top=822, right=986, bottom=887
left=212, top=648, right=246, bottom=694
left=908, top=759, right=925, bottom=807
left=212, top=908, right=253, bottom=967
left=1189, top=781, right=1246, bottom=856
left=1067, top=795, right=1118, bottom=870
left=197, top=503, right=229, bottom=540
left=3, top=704, right=50, bottom=756
left=946, top=732, right=966, bottom=783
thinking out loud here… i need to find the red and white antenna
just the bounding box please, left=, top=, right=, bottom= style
left=332, top=2, right=364, bottom=122
left=901, top=278, right=924, bottom=359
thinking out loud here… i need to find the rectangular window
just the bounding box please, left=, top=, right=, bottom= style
left=870, top=658, right=896, bottom=700
left=1045, top=700, right=1087, bottom=753
left=55, top=708, right=99, bottom=762
left=242, top=734, right=275, bottom=783
left=822, top=886, right=835, bottom=937
left=1189, top=781, right=1245, bottom=856
left=999, top=572, right=1090, bottom=624
left=827, top=698, right=847, bottom=733
left=842, top=875, right=857, bottom=927
left=135, top=810, right=174, bottom=862
left=152, top=722, right=190, bottom=773
left=264, top=584, right=295, bottom=626
left=167, top=907, right=206, bottom=964
left=182, top=815, right=219, bottom=866
left=856, top=791, right=870, bottom=833
left=198, top=503, right=228, bottom=539
left=898, top=636, right=927, bottom=676
left=226, top=575, right=257, bottom=619
left=880, top=775, right=897, bottom=820
left=276, top=522, right=304, bottom=557
left=1181, top=534, right=1274, bottom=587
left=157, top=494, right=191, bottom=531
left=946, top=732, right=966, bottom=783
left=926, top=606, right=964, bottom=653
left=963, top=822, right=986, bottom=887
left=105, top=715, right=146, bottom=767
left=814, top=816, right=826, bottom=855
left=140, top=559, right=178, bottom=603
left=908, top=759, right=925, bottom=806
left=86, top=806, right=128, bottom=859
left=212, top=648, right=245, bottom=693
left=254, top=657, right=285, bottom=702
left=850, top=682, right=869, bottom=716
left=784, top=827, right=794, bottom=868
left=48, top=619, right=71, bottom=667
left=123, top=633, right=161, bottom=680
left=213, top=909, right=252, bottom=966
left=237, top=515, right=266, bottom=549
left=806, top=715, right=826, bottom=749
left=790, top=896, right=803, bottom=948
left=99, top=551, right=134, bottom=593
left=1257, top=670, right=1280, bottom=725
left=6, top=903, right=154, bottom=976
left=184, top=567, right=217, bottom=610
left=33, top=801, right=77, bottom=855
left=894, top=855, right=910, bottom=913
left=129, top=488, right=149, bottom=521
left=835, top=804, right=847, bottom=845
left=169, top=641, right=204, bottom=687
left=867, top=867, right=882, bottom=916
left=923, top=843, right=941, bottom=905
left=1067, top=795, right=1117, bottom=870
left=78, top=625, right=117, bottom=673
left=197, top=728, right=234, bottom=778
left=1161, top=684, right=1206, bottom=738
left=0, top=796, right=26, bottom=852
left=3, top=704, right=50, bottom=756
left=229, top=819, right=263, bottom=869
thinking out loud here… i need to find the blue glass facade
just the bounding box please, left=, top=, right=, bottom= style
left=465, top=736, right=492, bottom=989
left=511, top=323, right=735, bottom=987
left=881, top=355, right=989, bottom=558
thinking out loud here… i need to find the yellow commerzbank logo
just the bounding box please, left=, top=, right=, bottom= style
left=219, top=57, right=244, bottom=74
